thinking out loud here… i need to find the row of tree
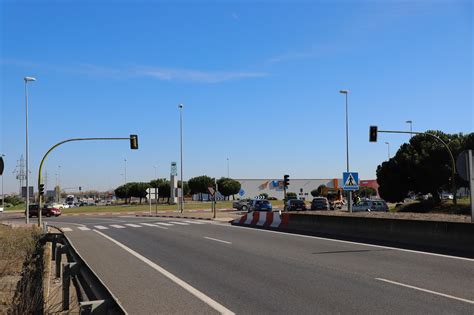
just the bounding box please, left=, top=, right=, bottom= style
left=114, top=176, right=242, bottom=204
left=376, top=131, right=473, bottom=203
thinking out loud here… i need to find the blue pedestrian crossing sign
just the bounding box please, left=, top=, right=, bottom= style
left=343, top=172, right=359, bottom=191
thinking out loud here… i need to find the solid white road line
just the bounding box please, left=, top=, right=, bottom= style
left=169, top=221, right=190, bottom=225
left=125, top=223, right=142, bottom=228
left=375, top=278, right=474, bottom=305
left=94, top=225, right=109, bottom=230
left=228, top=225, right=474, bottom=262
left=203, top=237, right=232, bottom=245
left=78, top=226, right=91, bottom=231
left=183, top=220, right=206, bottom=224
left=61, top=227, right=73, bottom=232
left=94, top=230, right=235, bottom=314
left=154, top=222, right=174, bottom=226
left=110, top=224, right=126, bottom=229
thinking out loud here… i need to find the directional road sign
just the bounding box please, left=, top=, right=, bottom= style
left=343, top=172, right=359, bottom=191
left=146, top=188, right=158, bottom=200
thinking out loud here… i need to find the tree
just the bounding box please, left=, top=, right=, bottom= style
left=376, top=131, right=473, bottom=203
left=217, top=177, right=241, bottom=200
left=357, top=186, right=377, bottom=198
left=188, top=175, right=213, bottom=201
left=115, top=183, right=132, bottom=203
left=286, top=192, right=297, bottom=200
left=311, top=185, right=327, bottom=197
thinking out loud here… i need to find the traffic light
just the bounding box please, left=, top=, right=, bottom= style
left=283, top=175, right=290, bottom=188
left=39, top=184, right=45, bottom=196
left=369, top=126, right=378, bottom=142
left=130, top=134, right=139, bottom=149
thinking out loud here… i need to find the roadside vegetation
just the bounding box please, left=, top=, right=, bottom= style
left=0, top=225, right=44, bottom=313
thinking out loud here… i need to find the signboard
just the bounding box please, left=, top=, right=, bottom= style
left=457, top=150, right=473, bottom=182
left=238, top=189, right=245, bottom=196
left=171, top=162, right=178, bottom=176
left=342, top=172, right=359, bottom=191
left=208, top=187, right=215, bottom=196
left=146, top=188, right=159, bottom=200
left=21, top=186, right=34, bottom=198
left=0, top=156, right=4, bottom=176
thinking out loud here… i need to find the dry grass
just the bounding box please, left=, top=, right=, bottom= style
left=0, top=225, right=42, bottom=314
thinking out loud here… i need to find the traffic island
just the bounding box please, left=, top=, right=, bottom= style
left=231, top=212, right=474, bottom=258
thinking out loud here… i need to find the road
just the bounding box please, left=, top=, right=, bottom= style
left=2, top=213, right=473, bottom=314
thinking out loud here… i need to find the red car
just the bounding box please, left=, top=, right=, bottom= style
left=25, top=204, right=61, bottom=217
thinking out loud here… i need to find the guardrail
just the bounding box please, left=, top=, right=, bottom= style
left=42, top=227, right=126, bottom=314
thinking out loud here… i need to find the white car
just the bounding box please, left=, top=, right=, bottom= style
left=352, top=200, right=389, bottom=212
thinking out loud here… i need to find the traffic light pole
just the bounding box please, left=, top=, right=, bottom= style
left=376, top=130, right=457, bottom=205
left=37, top=136, right=137, bottom=227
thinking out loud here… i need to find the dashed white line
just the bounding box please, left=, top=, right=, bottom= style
left=154, top=222, right=174, bottom=226
left=140, top=223, right=158, bottom=227
left=125, top=223, right=142, bottom=228
left=203, top=237, right=232, bottom=245
left=61, top=227, right=73, bottom=232
left=110, top=224, right=125, bottom=229
left=78, top=226, right=91, bottom=231
left=169, top=221, right=190, bottom=225
left=140, top=223, right=168, bottom=229
left=184, top=220, right=206, bottom=224
left=94, top=225, right=109, bottom=230
left=94, top=230, right=234, bottom=315
left=375, top=278, right=474, bottom=305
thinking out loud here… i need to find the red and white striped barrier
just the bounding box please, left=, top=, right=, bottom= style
left=233, top=211, right=290, bottom=228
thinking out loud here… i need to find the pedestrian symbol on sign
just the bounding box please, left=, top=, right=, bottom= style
left=343, top=172, right=359, bottom=191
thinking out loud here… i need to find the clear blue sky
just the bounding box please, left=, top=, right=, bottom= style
left=1, top=0, right=472, bottom=194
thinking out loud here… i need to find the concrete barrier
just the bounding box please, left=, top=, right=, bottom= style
left=233, top=213, right=474, bottom=257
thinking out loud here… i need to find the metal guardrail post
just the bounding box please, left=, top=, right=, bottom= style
left=56, top=244, right=68, bottom=278
left=63, top=262, right=79, bottom=310
left=52, top=237, right=57, bottom=261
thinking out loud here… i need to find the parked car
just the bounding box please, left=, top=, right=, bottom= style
left=352, top=200, right=389, bottom=212
left=232, top=199, right=252, bottom=212
left=285, top=199, right=307, bottom=211
left=249, top=199, right=273, bottom=212
left=311, top=197, right=330, bottom=210
left=25, top=204, right=61, bottom=217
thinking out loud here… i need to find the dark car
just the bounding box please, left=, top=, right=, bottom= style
left=249, top=199, right=273, bottom=212
left=26, top=204, right=61, bottom=218
left=285, top=199, right=307, bottom=211
left=232, top=199, right=252, bottom=212
left=311, top=197, right=330, bottom=210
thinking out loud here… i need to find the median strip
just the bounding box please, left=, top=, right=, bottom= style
left=375, top=278, right=474, bottom=304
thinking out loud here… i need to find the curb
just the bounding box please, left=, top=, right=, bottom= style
left=135, top=214, right=213, bottom=221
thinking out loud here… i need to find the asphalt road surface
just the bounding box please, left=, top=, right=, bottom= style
left=3, top=214, right=473, bottom=314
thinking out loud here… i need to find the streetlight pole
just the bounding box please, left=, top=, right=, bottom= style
left=1, top=154, right=4, bottom=211
left=24, top=76, right=36, bottom=224
left=340, top=90, right=352, bottom=213
left=179, top=104, right=184, bottom=213
left=406, top=120, right=413, bottom=139
left=385, top=142, right=390, bottom=159
left=124, top=159, right=127, bottom=184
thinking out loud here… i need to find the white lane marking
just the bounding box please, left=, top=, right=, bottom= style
left=154, top=222, right=174, bottom=226
left=203, top=237, right=232, bottom=245
left=118, top=215, right=135, bottom=218
left=228, top=225, right=474, bottom=262
left=62, top=227, right=73, bottom=232
left=110, top=224, right=125, bottom=229
left=375, top=278, right=474, bottom=304
left=183, top=220, right=206, bottom=224
left=125, top=223, right=142, bottom=228
left=78, top=226, right=91, bottom=231
left=169, top=221, right=190, bottom=225
left=140, top=223, right=168, bottom=229
left=94, top=230, right=235, bottom=314
left=94, top=225, right=109, bottom=230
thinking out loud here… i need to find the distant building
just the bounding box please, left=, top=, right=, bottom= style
left=235, top=178, right=378, bottom=200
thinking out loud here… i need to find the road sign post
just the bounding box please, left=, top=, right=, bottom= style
left=146, top=188, right=158, bottom=216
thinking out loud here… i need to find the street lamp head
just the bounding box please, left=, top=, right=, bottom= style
left=24, top=76, right=36, bottom=82
left=339, top=90, right=348, bottom=94
left=385, top=142, right=389, bottom=145
left=406, top=120, right=412, bottom=124
left=178, top=104, right=183, bottom=109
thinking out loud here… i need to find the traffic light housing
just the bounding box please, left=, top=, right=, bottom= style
left=39, top=184, right=45, bottom=196
left=369, top=126, right=378, bottom=142
left=130, top=134, right=139, bottom=149
left=283, top=175, right=290, bottom=188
